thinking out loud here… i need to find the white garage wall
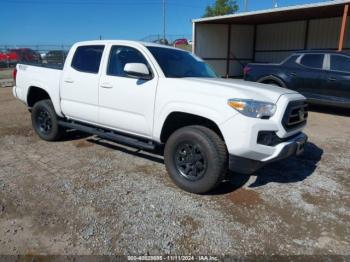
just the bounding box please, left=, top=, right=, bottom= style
left=194, top=15, right=349, bottom=76
left=308, top=17, right=350, bottom=49
left=256, top=20, right=306, bottom=51
left=229, top=25, right=254, bottom=76
left=255, top=20, right=306, bottom=62
left=230, top=24, right=254, bottom=58
left=195, top=23, right=254, bottom=76
left=229, top=61, right=246, bottom=76
left=254, top=17, right=348, bottom=63
left=195, top=24, right=228, bottom=58
left=255, top=51, right=294, bottom=63
left=206, top=60, right=227, bottom=76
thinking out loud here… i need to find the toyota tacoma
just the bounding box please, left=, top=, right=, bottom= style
left=13, top=40, right=308, bottom=194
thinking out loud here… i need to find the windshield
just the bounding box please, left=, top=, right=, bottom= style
left=147, top=46, right=218, bottom=78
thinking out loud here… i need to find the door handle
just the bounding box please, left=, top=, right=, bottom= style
left=290, top=72, right=296, bottom=77
left=64, top=78, right=74, bottom=83
left=328, top=77, right=337, bottom=82
left=100, top=83, right=113, bottom=89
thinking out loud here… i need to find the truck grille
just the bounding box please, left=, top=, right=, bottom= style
left=282, top=100, right=308, bottom=131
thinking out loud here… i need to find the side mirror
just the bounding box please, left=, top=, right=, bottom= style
left=124, top=63, right=152, bottom=80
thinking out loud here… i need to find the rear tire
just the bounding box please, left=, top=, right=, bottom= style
left=31, top=99, right=64, bottom=141
left=164, top=125, right=227, bottom=194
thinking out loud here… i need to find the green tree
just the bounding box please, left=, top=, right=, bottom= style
left=203, top=0, right=238, bottom=17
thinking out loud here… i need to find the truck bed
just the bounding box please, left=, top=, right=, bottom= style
left=20, top=61, right=63, bottom=70
left=15, top=62, right=63, bottom=112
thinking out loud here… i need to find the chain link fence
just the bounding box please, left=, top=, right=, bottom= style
left=0, top=44, right=71, bottom=69
left=140, top=34, right=192, bottom=51
left=0, top=35, right=193, bottom=71
left=140, top=34, right=191, bottom=44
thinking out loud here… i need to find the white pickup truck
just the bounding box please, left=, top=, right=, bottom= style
left=13, top=40, right=308, bottom=194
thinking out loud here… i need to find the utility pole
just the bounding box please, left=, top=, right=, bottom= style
left=273, top=0, right=278, bottom=8
left=244, top=0, right=248, bottom=12
left=163, top=0, right=166, bottom=42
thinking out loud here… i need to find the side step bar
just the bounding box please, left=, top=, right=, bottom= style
left=58, top=120, right=156, bottom=150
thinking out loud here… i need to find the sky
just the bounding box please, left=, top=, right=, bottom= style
left=0, top=0, right=331, bottom=45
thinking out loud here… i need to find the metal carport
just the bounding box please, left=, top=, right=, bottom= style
left=192, top=0, right=350, bottom=77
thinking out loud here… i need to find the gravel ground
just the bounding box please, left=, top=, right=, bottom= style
left=0, top=69, right=12, bottom=80
left=0, top=87, right=349, bottom=255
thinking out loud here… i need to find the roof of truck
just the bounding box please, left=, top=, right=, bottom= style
left=74, top=40, right=183, bottom=51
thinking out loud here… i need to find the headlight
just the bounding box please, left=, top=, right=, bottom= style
left=228, top=99, right=277, bottom=119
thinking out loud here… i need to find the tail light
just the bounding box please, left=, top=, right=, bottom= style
left=13, top=68, right=17, bottom=86
left=243, top=66, right=251, bottom=77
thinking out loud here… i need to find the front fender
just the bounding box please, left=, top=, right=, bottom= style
left=153, top=101, right=236, bottom=141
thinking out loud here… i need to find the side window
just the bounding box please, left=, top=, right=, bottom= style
left=299, top=54, right=324, bottom=69
left=330, top=55, right=350, bottom=72
left=283, top=55, right=299, bottom=66
left=107, top=46, right=149, bottom=77
left=71, top=45, right=105, bottom=73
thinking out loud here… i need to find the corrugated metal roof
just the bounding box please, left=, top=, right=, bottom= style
left=193, top=0, right=350, bottom=24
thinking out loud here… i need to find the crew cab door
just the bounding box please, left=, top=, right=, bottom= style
left=294, top=53, right=327, bottom=99
left=325, top=54, right=350, bottom=104
left=98, top=45, right=157, bottom=137
left=60, top=45, right=105, bottom=123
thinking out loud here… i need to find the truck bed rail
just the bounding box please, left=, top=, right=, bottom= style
left=19, top=62, right=63, bottom=70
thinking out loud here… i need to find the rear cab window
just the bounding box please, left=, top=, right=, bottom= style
left=71, top=45, right=105, bottom=73
left=283, top=54, right=300, bottom=66
left=299, top=54, right=324, bottom=69
left=330, top=54, right=350, bottom=72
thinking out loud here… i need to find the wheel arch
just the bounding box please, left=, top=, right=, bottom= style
left=26, top=85, right=63, bottom=117
left=159, top=111, right=225, bottom=143
left=257, top=75, right=287, bottom=88
left=27, top=86, right=51, bottom=107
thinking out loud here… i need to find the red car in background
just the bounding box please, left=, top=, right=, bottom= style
left=7, top=48, right=41, bottom=66
left=172, top=38, right=189, bottom=47
left=0, top=50, right=8, bottom=67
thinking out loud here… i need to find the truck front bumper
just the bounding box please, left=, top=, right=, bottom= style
left=228, top=132, right=308, bottom=174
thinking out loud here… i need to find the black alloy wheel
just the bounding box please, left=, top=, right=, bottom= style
left=174, top=142, right=207, bottom=181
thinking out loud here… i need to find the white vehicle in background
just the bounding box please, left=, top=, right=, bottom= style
left=13, top=40, right=308, bottom=194
left=39, top=52, right=47, bottom=60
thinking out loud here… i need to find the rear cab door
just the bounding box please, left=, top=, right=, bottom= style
left=277, top=54, right=302, bottom=92
left=60, top=44, right=105, bottom=124
left=98, top=43, right=159, bottom=137
left=324, top=53, right=350, bottom=105
left=293, top=53, right=327, bottom=99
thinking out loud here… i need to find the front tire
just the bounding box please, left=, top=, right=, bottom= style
left=164, top=126, right=227, bottom=194
left=31, top=99, right=64, bottom=141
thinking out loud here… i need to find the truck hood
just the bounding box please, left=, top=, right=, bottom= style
left=179, top=78, right=297, bottom=104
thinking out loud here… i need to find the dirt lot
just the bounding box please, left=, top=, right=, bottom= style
left=0, top=86, right=349, bottom=255
left=0, top=69, right=12, bottom=80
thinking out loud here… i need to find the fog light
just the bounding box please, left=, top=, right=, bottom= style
left=257, top=131, right=279, bottom=146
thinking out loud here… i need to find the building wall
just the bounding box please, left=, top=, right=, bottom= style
left=256, top=21, right=306, bottom=50
left=255, top=20, right=306, bottom=63
left=195, top=23, right=254, bottom=76
left=194, top=16, right=348, bottom=76
left=308, top=17, right=350, bottom=49
left=195, top=24, right=228, bottom=76
left=229, top=24, right=254, bottom=76
left=255, top=17, right=350, bottom=63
